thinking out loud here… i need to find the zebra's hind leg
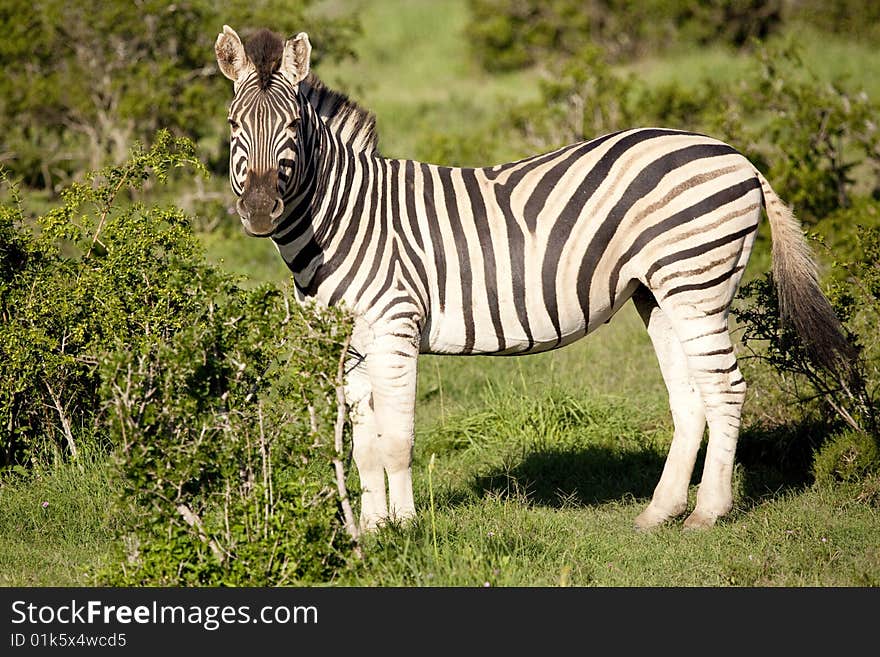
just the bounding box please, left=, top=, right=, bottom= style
left=682, top=341, right=747, bottom=530
left=632, top=288, right=707, bottom=530
left=658, top=299, right=748, bottom=530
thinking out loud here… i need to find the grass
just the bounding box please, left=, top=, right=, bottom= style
left=199, top=227, right=287, bottom=287
left=316, top=0, right=541, bottom=163
left=3, top=0, right=879, bottom=587
left=625, top=25, right=880, bottom=102
left=4, top=383, right=877, bottom=586
left=335, top=388, right=880, bottom=587
left=342, top=487, right=880, bottom=586
left=0, top=450, right=120, bottom=586
left=415, top=304, right=666, bottom=427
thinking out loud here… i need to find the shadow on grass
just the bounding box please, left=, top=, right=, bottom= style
left=735, top=418, right=833, bottom=506
left=469, top=445, right=667, bottom=508
left=455, top=418, right=831, bottom=510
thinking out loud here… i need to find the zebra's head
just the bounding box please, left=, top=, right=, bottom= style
left=215, top=26, right=311, bottom=237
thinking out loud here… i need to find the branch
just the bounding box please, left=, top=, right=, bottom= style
left=822, top=395, right=863, bottom=433
left=176, top=503, right=225, bottom=563
left=332, top=332, right=361, bottom=556
left=44, top=379, right=78, bottom=459
left=85, top=166, right=131, bottom=258
left=258, top=401, right=273, bottom=540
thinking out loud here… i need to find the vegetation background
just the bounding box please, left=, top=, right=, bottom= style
left=1, top=0, right=878, bottom=586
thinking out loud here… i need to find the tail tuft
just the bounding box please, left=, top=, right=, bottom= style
left=757, top=171, right=858, bottom=376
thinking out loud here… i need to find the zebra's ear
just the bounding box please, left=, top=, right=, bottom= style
left=281, top=32, right=311, bottom=84
left=215, top=25, right=249, bottom=82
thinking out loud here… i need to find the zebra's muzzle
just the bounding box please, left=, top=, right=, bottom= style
left=236, top=169, right=284, bottom=237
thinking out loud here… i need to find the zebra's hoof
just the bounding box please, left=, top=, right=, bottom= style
left=682, top=509, right=718, bottom=530
left=634, top=504, right=681, bottom=531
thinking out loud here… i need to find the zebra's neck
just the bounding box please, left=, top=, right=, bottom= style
left=271, top=98, right=384, bottom=302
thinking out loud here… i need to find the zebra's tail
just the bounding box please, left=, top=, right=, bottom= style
left=756, top=169, right=858, bottom=376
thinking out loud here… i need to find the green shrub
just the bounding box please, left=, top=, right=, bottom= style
left=466, top=0, right=784, bottom=72
left=732, top=220, right=879, bottom=485
left=737, top=43, right=880, bottom=222
left=0, top=131, right=208, bottom=467
left=0, top=0, right=359, bottom=189
left=466, top=0, right=880, bottom=75
left=466, top=0, right=597, bottom=72
left=99, top=287, right=354, bottom=585
left=785, top=0, right=880, bottom=42
left=813, top=430, right=880, bottom=484
left=2, top=132, right=357, bottom=584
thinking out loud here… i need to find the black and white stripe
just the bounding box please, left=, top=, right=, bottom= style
left=263, top=113, right=761, bottom=359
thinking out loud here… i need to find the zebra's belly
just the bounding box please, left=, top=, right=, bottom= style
left=420, top=294, right=621, bottom=356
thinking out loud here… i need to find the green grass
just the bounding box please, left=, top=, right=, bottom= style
left=415, top=304, right=666, bottom=428
left=0, top=450, right=120, bottom=586
left=199, top=227, right=288, bottom=287
left=336, top=387, right=880, bottom=587
left=625, top=23, right=880, bottom=99
left=316, top=0, right=541, bottom=163
left=4, top=386, right=878, bottom=586
left=342, top=486, right=880, bottom=586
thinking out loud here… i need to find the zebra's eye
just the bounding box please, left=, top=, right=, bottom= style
left=287, top=119, right=300, bottom=132
left=228, top=118, right=240, bottom=131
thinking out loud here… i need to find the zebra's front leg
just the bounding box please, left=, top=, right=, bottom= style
left=344, top=359, right=387, bottom=531
left=366, top=326, right=420, bottom=523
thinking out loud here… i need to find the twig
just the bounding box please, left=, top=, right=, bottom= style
left=44, top=379, right=77, bottom=459
left=176, top=503, right=225, bottom=563
left=258, top=401, right=272, bottom=540
left=85, top=166, right=131, bottom=258
left=822, top=394, right=863, bottom=433
left=332, top=333, right=362, bottom=557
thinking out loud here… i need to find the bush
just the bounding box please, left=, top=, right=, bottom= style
left=0, top=0, right=359, bottom=189
left=0, top=131, right=209, bottom=467
left=737, top=44, right=880, bottom=221
left=1, top=133, right=357, bottom=584
left=813, top=430, right=880, bottom=484
left=505, top=45, right=642, bottom=151
left=466, top=0, right=784, bottom=72
left=466, top=1, right=880, bottom=75
left=732, top=219, right=879, bottom=487
left=785, top=0, right=880, bottom=42
left=99, top=287, right=354, bottom=585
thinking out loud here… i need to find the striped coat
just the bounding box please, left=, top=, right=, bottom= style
left=282, top=129, right=762, bottom=358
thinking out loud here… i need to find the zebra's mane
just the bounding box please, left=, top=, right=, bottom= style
left=245, top=29, right=285, bottom=90
left=299, top=74, right=379, bottom=155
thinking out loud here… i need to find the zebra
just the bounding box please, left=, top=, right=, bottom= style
left=214, top=26, right=853, bottom=531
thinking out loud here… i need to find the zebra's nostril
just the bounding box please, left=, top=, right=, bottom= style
left=235, top=197, right=249, bottom=219
left=269, top=198, right=284, bottom=221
